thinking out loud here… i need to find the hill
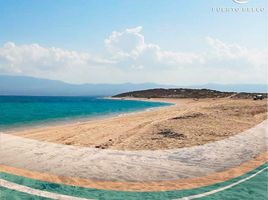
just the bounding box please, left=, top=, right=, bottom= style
left=113, top=88, right=267, bottom=99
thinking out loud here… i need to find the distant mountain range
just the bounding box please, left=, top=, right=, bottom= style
left=0, top=75, right=267, bottom=96
left=0, top=75, right=175, bottom=96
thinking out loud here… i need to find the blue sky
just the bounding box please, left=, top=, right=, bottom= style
left=0, top=0, right=267, bottom=84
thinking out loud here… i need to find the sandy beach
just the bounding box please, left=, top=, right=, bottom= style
left=1, top=97, right=268, bottom=195
left=11, top=97, right=267, bottom=150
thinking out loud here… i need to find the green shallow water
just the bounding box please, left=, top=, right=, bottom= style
left=0, top=187, right=50, bottom=200
left=199, top=167, right=268, bottom=200
left=1, top=163, right=267, bottom=200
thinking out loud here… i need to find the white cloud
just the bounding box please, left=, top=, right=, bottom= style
left=105, top=26, right=203, bottom=68
left=0, top=27, right=266, bottom=84
left=206, top=36, right=266, bottom=67
left=0, top=42, right=114, bottom=71
left=0, top=42, right=115, bottom=83
left=105, top=26, right=144, bottom=59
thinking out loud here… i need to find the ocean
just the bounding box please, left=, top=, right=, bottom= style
left=0, top=96, right=170, bottom=130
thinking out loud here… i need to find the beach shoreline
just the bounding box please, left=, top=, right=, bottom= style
left=11, top=97, right=267, bottom=150
left=104, top=96, right=179, bottom=104
left=2, top=97, right=172, bottom=134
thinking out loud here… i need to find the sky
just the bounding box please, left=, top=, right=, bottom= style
left=0, top=0, right=267, bottom=85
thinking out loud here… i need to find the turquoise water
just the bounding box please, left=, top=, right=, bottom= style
left=1, top=163, right=267, bottom=200
left=0, top=96, right=170, bottom=130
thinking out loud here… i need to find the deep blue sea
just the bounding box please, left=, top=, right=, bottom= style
left=0, top=96, right=170, bottom=130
